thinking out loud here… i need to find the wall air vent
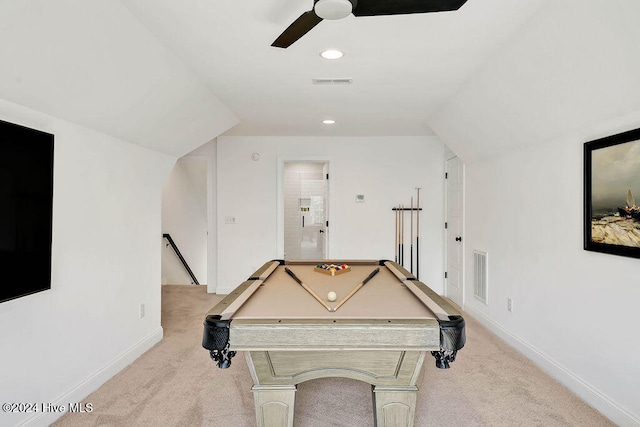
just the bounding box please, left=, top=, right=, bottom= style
left=312, top=78, right=353, bottom=85
left=473, top=250, right=488, bottom=304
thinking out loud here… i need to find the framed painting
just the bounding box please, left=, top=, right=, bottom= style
left=584, top=127, right=640, bottom=258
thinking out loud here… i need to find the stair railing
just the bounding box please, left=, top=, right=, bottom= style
left=163, top=233, right=200, bottom=285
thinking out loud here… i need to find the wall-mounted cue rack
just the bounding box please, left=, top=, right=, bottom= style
left=392, top=188, right=422, bottom=279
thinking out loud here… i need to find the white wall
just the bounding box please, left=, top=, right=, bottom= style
left=216, top=136, right=445, bottom=294
left=429, top=1, right=640, bottom=424
left=161, top=158, right=208, bottom=285
left=0, top=99, right=175, bottom=426
left=464, top=134, right=640, bottom=426
left=184, top=140, right=218, bottom=293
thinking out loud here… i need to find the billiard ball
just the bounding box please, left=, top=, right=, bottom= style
left=327, top=291, right=337, bottom=302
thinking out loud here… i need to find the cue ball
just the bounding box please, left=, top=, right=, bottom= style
left=327, top=291, right=337, bottom=302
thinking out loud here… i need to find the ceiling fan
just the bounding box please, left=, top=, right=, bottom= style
left=272, top=0, right=469, bottom=48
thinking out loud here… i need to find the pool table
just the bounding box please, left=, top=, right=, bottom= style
left=202, top=260, right=465, bottom=427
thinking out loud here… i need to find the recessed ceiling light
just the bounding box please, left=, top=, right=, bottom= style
left=320, top=49, right=344, bottom=60
left=323, top=119, right=336, bottom=125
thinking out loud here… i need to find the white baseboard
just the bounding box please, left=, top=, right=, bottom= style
left=463, top=305, right=640, bottom=426
left=19, top=327, right=164, bottom=427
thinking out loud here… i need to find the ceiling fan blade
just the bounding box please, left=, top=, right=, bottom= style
left=353, top=0, right=468, bottom=16
left=272, top=10, right=324, bottom=48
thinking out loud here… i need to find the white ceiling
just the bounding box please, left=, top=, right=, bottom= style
left=120, top=0, right=550, bottom=137
left=0, top=0, right=237, bottom=156
left=0, top=0, right=551, bottom=155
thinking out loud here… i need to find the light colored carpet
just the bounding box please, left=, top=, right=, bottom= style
left=53, top=285, right=613, bottom=426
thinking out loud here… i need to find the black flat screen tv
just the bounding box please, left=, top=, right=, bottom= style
left=0, top=119, right=54, bottom=303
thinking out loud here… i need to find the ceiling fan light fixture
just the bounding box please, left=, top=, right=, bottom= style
left=315, top=0, right=353, bottom=20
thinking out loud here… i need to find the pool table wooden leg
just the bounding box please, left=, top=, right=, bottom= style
left=372, top=385, right=418, bottom=427
left=252, top=385, right=296, bottom=427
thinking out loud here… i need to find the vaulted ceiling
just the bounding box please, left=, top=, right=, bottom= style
left=120, top=0, right=549, bottom=139
left=4, top=0, right=640, bottom=160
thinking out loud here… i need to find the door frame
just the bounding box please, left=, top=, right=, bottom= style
left=277, top=156, right=332, bottom=260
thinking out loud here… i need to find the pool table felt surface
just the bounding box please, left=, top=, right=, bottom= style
left=232, top=262, right=438, bottom=320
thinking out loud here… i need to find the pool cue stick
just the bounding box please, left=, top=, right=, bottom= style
left=332, top=268, right=380, bottom=312
left=397, top=205, right=401, bottom=264
left=410, top=196, right=414, bottom=274
left=395, top=206, right=399, bottom=263
left=284, top=267, right=332, bottom=312
left=401, top=204, right=405, bottom=266
left=399, top=205, right=402, bottom=266
left=416, top=187, right=421, bottom=279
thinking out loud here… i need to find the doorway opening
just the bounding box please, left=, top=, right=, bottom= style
left=161, top=157, right=209, bottom=286
left=281, top=161, right=329, bottom=260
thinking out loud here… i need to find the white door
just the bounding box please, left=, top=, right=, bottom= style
left=446, top=156, right=464, bottom=306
